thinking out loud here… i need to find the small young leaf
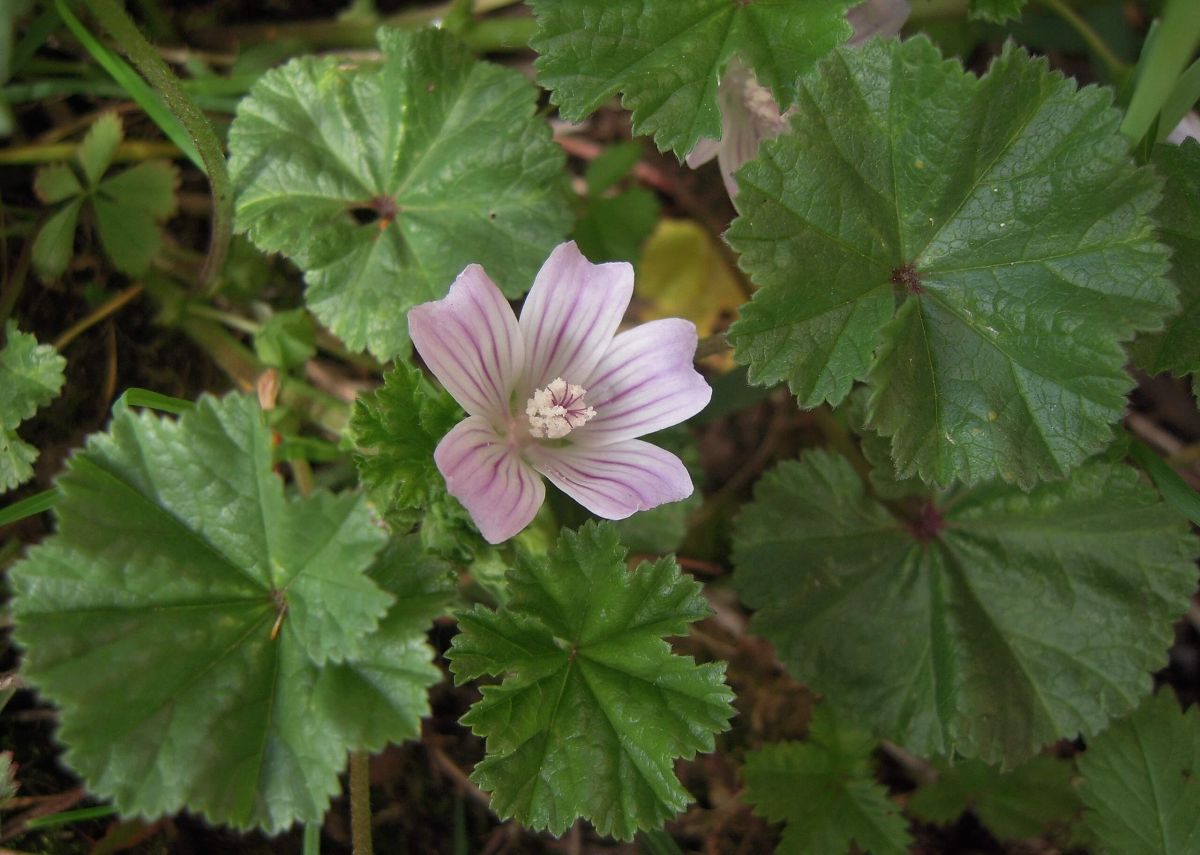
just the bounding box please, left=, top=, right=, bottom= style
left=1133, top=140, right=1200, bottom=382
left=733, top=451, right=1197, bottom=767
left=31, top=197, right=83, bottom=279
left=77, top=112, right=121, bottom=187
left=230, top=28, right=571, bottom=360
left=33, top=163, right=83, bottom=204
left=909, top=755, right=1080, bottom=841
left=637, top=219, right=745, bottom=340
left=574, top=188, right=660, bottom=264
left=0, top=321, right=65, bottom=491
left=351, top=362, right=462, bottom=525
left=969, top=0, right=1027, bottom=23
left=743, top=706, right=912, bottom=855
left=92, top=161, right=179, bottom=275
left=727, top=38, right=1175, bottom=488
left=8, top=394, right=443, bottom=832
left=254, top=308, right=316, bottom=370
left=584, top=141, right=642, bottom=196
left=1078, top=689, right=1200, bottom=855
left=447, top=521, right=734, bottom=840
left=531, top=0, right=857, bottom=157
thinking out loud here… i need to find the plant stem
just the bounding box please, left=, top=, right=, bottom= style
left=302, top=823, right=322, bottom=855
left=1121, top=0, right=1200, bottom=145
left=83, top=0, right=233, bottom=292
left=349, top=751, right=373, bottom=855
left=0, top=140, right=181, bottom=165
left=53, top=284, right=143, bottom=351
left=186, top=303, right=262, bottom=335
left=1038, top=0, right=1126, bottom=80
left=0, top=234, right=33, bottom=328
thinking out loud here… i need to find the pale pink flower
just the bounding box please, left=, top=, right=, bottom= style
left=687, top=0, right=911, bottom=197
left=409, top=242, right=711, bottom=544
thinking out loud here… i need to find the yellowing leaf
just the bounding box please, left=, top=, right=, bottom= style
left=637, top=219, right=743, bottom=342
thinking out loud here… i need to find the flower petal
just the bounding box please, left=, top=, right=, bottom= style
left=519, top=241, right=633, bottom=390
left=685, top=137, right=720, bottom=168
left=528, top=439, right=693, bottom=520
left=434, top=416, right=545, bottom=544
left=574, top=318, right=711, bottom=445
left=409, top=265, right=524, bottom=422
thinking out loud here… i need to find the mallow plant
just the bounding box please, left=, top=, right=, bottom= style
left=3, top=0, right=1200, bottom=852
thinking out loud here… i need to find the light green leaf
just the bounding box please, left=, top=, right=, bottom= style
left=8, top=393, right=445, bottom=832
left=92, top=161, right=179, bottom=275
left=34, top=163, right=83, bottom=204
left=732, top=451, right=1197, bottom=766
left=447, top=521, right=734, bottom=840
left=909, top=755, right=1080, bottom=841
left=229, top=27, right=571, bottom=360
left=1078, top=689, right=1200, bottom=855
left=1133, top=140, right=1200, bottom=382
left=253, top=308, right=316, bottom=370
left=32, top=197, right=83, bottom=280
left=350, top=362, right=462, bottom=527
left=969, top=0, right=1027, bottom=23
left=0, top=322, right=65, bottom=491
left=99, top=161, right=180, bottom=220
left=77, top=113, right=121, bottom=187
left=743, top=706, right=912, bottom=855
left=726, top=38, right=1175, bottom=488
left=530, top=0, right=857, bottom=158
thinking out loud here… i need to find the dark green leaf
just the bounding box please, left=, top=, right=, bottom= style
left=727, top=38, right=1175, bottom=487
left=743, top=706, right=912, bottom=855
left=969, top=0, right=1028, bottom=24
left=732, top=451, right=1197, bottom=766
left=585, top=141, right=643, bottom=196
left=230, top=28, right=571, bottom=359
left=1078, top=689, right=1200, bottom=855
left=447, top=522, right=734, bottom=840
left=574, top=187, right=660, bottom=264
left=531, top=0, right=857, bottom=157
left=31, top=198, right=83, bottom=280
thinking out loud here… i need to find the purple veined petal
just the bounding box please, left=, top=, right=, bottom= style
left=573, top=318, right=711, bottom=446
left=519, top=241, right=633, bottom=391
left=527, top=439, right=693, bottom=520
left=686, top=137, right=721, bottom=168
left=713, top=58, right=790, bottom=198
left=434, top=416, right=545, bottom=544
left=847, top=0, right=911, bottom=43
left=409, top=264, right=525, bottom=422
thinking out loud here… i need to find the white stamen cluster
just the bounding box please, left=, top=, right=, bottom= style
left=741, top=77, right=789, bottom=134
left=526, top=377, right=596, bottom=439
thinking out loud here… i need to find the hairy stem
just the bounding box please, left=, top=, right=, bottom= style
left=83, top=0, right=233, bottom=292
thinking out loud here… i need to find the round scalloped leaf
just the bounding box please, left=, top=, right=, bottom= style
left=530, top=0, right=857, bottom=158
left=0, top=321, right=65, bottom=491
left=447, top=522, right=734, bottom=840
left=732, top=451, right=1198, bottom=767
left=10, top=394, right=451, bottom=832
left=229, top=27, right=571, bottom=360
left=726, top=37, right=1175, bottom=488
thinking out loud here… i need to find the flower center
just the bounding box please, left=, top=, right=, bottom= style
left=525, top=377, right=596, bottom=439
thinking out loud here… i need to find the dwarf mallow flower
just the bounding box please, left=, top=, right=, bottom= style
left=408, top=241, right=711, bottom=544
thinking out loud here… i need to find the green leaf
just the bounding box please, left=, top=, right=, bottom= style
left=229, top=27, right=571, bottom=360
left=530, top=0, right=857, bottom=157
left=574, top=187, right=660, bottom=264
left=0, top=322, right=65, bottom=491
left=93, top=162, right=179, bottom=276
left=969, top=0, right=1028, bottom=24
left=909, top=755, right=1080, bottom=841
left=32, top=197, right=83, bottom=280
left=1078, top=689, right=1200, bottom=855
left=99, top=161, right=180, bottom=219
left=726, top=38, right=1175, bottom=488
left=742, top=706, right=912, bottom=855
left=77, top=113, right=122, bottom=187
left=732, top=451, right=1198, bottom=766
left=351, top=362, right=462, bottom=526
left=254, top=308, right=316, bottom=370
left=585, top=141, right=642, bottom=196
left=1133, top=141, right=1200, bottom=381
left=8, top=393, right=451, bottom=832
left=447, top=521, right=734, bottom=840
left=34, top=163, right=83, bottom=204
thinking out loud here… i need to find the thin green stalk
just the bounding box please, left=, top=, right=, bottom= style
left=0, top=489, right=59, bottom=529
left=1038, top=0, right=1126, bottom=80
left=303, top=823, right=322, bottom=855
left=0, top=139, right=181, bottom=165
left=53, top=283, right=143, bottom=350
left=0, top=232, right=33, bottom=327
left=1121, top=0, right=1200, bottom=145
left=349, top=751, right=373, bottom=855
left=83, top=0, right=233, bottom=292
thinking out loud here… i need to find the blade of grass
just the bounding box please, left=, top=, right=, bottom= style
left=1130, top=439, right=1200, bottom=526
left=1157, top=57, right=1200, bottom=142
left=1121, top=0, right=1200, bottom=145
left=0, top=489, right=59, bottom=529
left=112, top=388, right=195, bottom=416
left=23, top=804, right=118, bottom=831
left=52, top=0, right=202, bottom=170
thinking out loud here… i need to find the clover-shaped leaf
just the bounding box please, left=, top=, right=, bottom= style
left=531, top=0, right=857, bottom=158
left=11, top=393, right=451, bottom=832
left=733, top=450, right=1197, bottom=767
left=743, top=706, right=912, bottom=855
left=229, top=27, right=571, bottom=360
left=727, top=37, right=1175, bottom=487
left=32, top=113, right=178, bottom=278
left=447, top=521, right=734, bottom=840
left=0, top=321, right=65, bottom=491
